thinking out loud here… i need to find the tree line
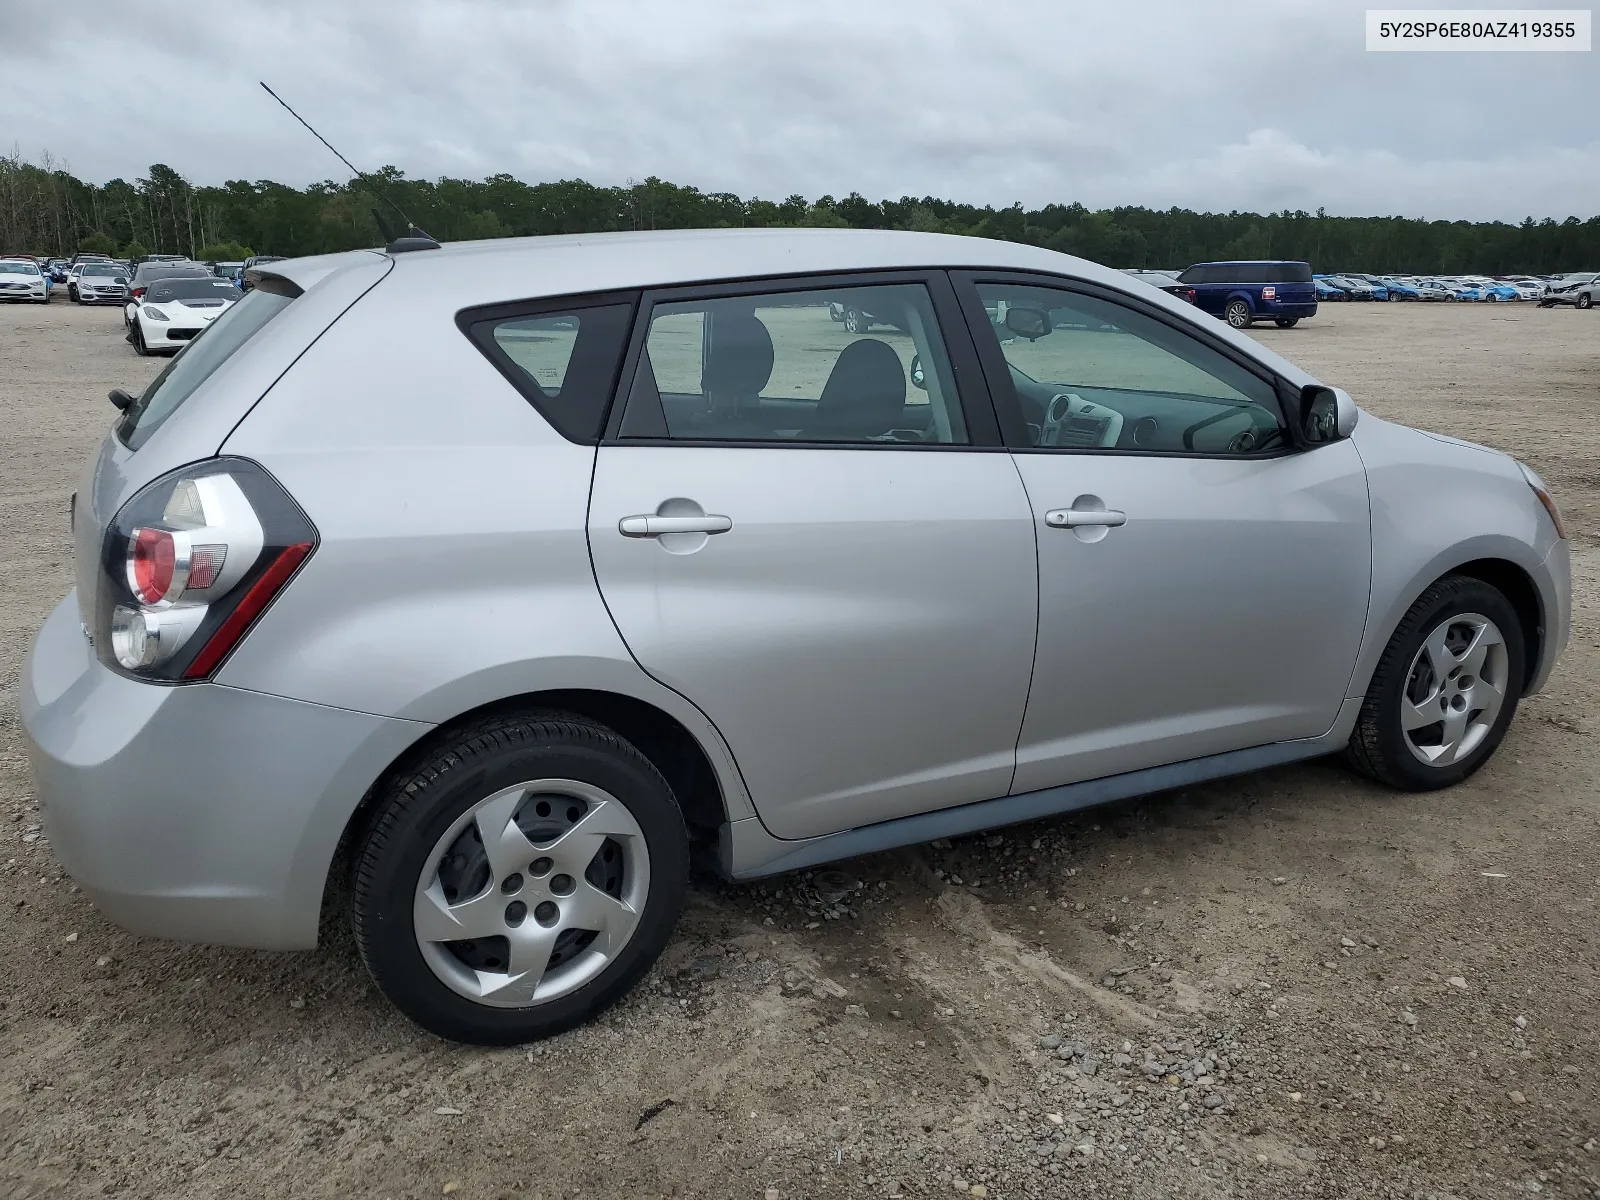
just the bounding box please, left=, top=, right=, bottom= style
left=2, top=148, right=1597, bottom=274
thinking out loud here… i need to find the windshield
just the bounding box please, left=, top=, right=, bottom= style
left=116, top=287, right=295, bottom=450
left=137, top=265, right=209, bottom=283
left=81, top=264, right=122, bottom=277
left=146, top=278, right=240, bottom=302
left=0, top=261, right=40, bottom=275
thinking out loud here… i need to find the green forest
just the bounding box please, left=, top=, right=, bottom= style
left=2, top=149, right=1596, bottom=274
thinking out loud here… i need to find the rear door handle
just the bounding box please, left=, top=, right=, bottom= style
left=619, top=514, right=733, bottom=537
left=1044, top=509, right=1127, bottom=528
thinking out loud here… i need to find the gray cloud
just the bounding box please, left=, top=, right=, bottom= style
left=1, top=0, right=1594, bottom=220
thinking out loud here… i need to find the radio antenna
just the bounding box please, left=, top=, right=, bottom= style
left=259, top=81, right=439, bottom=252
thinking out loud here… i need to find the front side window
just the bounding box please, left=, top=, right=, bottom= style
left=974, top=282, right=1289, bottom=456
left=619, top=283, right=967, bottom=445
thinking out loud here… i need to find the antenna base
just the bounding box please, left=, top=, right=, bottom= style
left=386, top=227, right=441, bottom=254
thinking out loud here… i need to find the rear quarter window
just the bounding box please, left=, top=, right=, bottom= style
left=461, top=301, right=635, bottom=443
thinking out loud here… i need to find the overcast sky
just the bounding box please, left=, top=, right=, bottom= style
left=2, top=0, right=1595, bottom=221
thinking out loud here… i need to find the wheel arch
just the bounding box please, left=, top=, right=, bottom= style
left=1348, top=554, right=1546, bottom=708
left=321, top=688, right=739, bottom=934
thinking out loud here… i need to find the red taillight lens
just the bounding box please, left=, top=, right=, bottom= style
left=129, top=527, right=178, bottom=604
left=131, top=287, right=146, bottom=299
left=1186, top=288, right=1196, bottom=303
left=96, top=460, right=316, bottom=682
left=182, top=542, right=312, bottom=679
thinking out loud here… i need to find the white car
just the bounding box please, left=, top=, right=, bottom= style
left=0, top=259, right=51, bottom=303
left=1503, top=280, right=1545, bottom=301
left=127, top=276, right=242, bottom=355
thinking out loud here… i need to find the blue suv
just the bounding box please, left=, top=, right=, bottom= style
left=1176, top=261, right=1317, bottom=329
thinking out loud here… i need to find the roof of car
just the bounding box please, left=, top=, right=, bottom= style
left=262, top=228, right=1146, bottom=300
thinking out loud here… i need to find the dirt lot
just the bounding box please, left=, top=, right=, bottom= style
left=2, top=296, right=1598, bottom=1200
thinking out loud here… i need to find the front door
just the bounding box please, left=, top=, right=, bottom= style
left=588, top=275, right=1039, bottom=840
left=959, top=276, right=1372, bottom=794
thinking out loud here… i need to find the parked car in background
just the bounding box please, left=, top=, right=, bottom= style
left=1313, top=278, right=1347, bottom=301
left=1330, top=276, right=1377, bottom=301
left=125, top=275, right=241, bottom=355
left=20, top=230, right=1570, bottom=1044
left=1411, top=280, right=1456, bottom=301
left=1176, top=260, right=1317, bottom=327
left=1539, top=272, right=1599, bottom=308
left=123, top=262, right=213, bottom=326
left=70, top=251, right=113, bottom=267
left=1379, top=278, right=1423, bottom=300
left=0, top=258, right=51, bottom=303
left=211, top=260, right=245, bottom=280
left=1120, top=269, right=1197, bottom=303
left=72, top=261, right=129, bottom=305
left=238, top=254, right=287, bottom=291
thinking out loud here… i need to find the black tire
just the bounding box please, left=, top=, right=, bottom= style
left=1578, top=293, right=1593, bottom=310
left=1225, top=299, right=1252, bottom=328
left=68, top=286, right=78, bottom=302
left=131, top=322, right=149, bottom=356
left=843, top=308, right=868, bottom=334
left=352, top=710, right=689, bottom=1045
left=1345, top=576, right=1525, bottom=791
left=1274, top=317, right=1299, bottom=328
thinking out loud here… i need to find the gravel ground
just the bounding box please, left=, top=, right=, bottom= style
left=2, top=294, right=1598, bottom=1200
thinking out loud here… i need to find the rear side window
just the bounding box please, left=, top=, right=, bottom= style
left=117, top=285, right=296, bottom=450
left=1177, top=266, right=1209, bottom=285
left=464, top=301, right=634, bottom=443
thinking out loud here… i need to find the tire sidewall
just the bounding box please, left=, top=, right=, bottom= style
left=357, top=729, right=689, bottom=1044
left=1227, top=301, right=1251, bottom=327
left=1366, top=582, right=1526, bottom=789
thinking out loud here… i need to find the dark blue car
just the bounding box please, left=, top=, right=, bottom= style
left=1175, top=261, right=1318, bottom=329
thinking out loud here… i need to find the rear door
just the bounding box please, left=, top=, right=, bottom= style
left=587, top=273, right=1039, bottom=840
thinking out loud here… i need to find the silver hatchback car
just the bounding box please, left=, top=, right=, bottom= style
left=22, top=230, right=1570, bottom=1044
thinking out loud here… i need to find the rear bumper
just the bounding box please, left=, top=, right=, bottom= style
left=20, top=593, right=430, bottom=949
left=1263, top=302, right=1317, bottom=318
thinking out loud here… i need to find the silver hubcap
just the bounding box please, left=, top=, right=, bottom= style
left=414, top=779, right=649, bottom=1008
left=1401, top=613, right=1508, bottom=767
left=1228, top=303, right=1248, bottom=326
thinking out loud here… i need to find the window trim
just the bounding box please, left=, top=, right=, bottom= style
left=950, top=270, right=1307, bottom=459
left=456, top=288, right=641, bottom=446
left=599, top=269, right=1007, bottom=451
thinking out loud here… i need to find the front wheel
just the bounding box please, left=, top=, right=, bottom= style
left=1224, top=299, right=1252, bottom=328
left=1578, top=293, right=1593, bottom=310
left=352, top=711, right=689, bottom=1044
left=843, top=308, right=869, bottom=334
left=1345, top=576, right=1524, bottom=791
left=131, top=322, right=149, bottom=356
left=1274, top=317, right=1299, bottom=328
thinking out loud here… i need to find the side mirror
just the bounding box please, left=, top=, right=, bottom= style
left=1003, top=306, right=1053, bottom=341
left=909, top=354, right=926, bottom=390
left=108, top=388, right=135, bottom=411
left=1299, top=384, right=1358, bottom=444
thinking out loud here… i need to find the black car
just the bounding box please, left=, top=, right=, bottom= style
left=239, top=255, right=287, bottom=292
left=1120, top=269, right=1198, bottom=304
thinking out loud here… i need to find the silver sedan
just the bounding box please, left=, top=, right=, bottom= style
left=22, top=229, right=1570, bottom=1044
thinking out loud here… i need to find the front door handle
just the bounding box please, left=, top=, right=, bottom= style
left=619, top=514, right=733, bottom=537
left=1044, top=509, right=1127, bottom=529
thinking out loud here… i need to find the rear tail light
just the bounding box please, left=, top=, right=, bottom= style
left=131, top=286, right=146, bottom=299
left=1185, top=288, right=1196, bottom=303
left=95, top=459, right=316, bottom=682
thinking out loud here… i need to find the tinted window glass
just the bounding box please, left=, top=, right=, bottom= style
left=474, top=303, right=633, bottom=443
left=117, top=287, right=295, bottom=450
left=621, top=284, right=967, bottom=446
left=1177, top=266, right=1207, bottom=285
left=974, top=282, right=1288, bottom=456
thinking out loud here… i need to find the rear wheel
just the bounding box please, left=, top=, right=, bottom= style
left=1345, top=576, right=1524, bottom=791
left=1224, top=299, right=1252, bottom=328
left=1274, top=317, right=1299, bottom=328
left=353, top=711, right=690, bottom=1044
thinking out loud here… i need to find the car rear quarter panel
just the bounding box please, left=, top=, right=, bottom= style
left=213, top=273, right=755, bottom=821
left=1346, top=414, right=1559, bottom=699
